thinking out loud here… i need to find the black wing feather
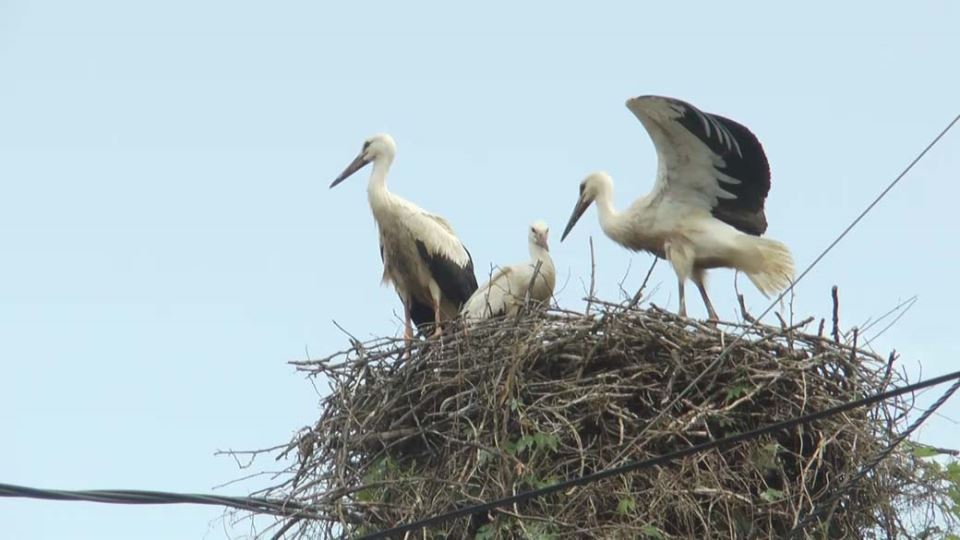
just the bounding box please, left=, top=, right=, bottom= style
left=672, top=99, right=771, bottom=235
left=409, top=300, right=434, bottom=330
left=382, top=240, right=438, bottom=332
left=415, top=240, right=479, bottom=309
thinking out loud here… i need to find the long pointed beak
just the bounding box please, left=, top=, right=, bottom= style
left=560, top=196, right=591, bottom=242
left=330, top=152, right=371, bottom=188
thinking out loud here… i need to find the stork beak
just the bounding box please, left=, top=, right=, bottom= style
left=535, top=230, right=550, bottom=251
left=330, top=152, right=371, bottom=188
left=560, top=195, right=591, bottom=242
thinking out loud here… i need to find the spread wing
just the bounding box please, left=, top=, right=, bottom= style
left=626, top=95, right=771, bottom=235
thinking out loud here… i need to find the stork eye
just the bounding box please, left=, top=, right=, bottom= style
left=362, top=141, right=371, bottom=151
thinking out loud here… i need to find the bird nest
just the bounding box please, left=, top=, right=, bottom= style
left=245, top=301, right=957, bottom=539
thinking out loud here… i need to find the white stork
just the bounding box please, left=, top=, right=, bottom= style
left=560, top=95, right=794, bottom=321
left=330, top=133, right=478, bottom=338
left=461, top=220, right=556, bottom=322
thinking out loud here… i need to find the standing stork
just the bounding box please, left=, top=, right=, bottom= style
left=560, top=95, right=794, bottom=321
left=461, top=220, right=556, bottom=322
left=330, top=133, right=478, bottom=338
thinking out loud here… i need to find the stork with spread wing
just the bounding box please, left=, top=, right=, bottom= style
left=561, top=96, right=794, bottom=321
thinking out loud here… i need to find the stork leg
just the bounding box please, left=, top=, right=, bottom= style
left=665, top=241, right=694, bottom=320
left=692, top=268, right=719, bottom=323
left=427, top=280, right=444, bottom=338
left=403, top=301, right=414, bottom=342
left=398, top=300, right=415, bottom=360
left=431, top=298, right=443, bottom=338
left=677, top=279, right=687, bottom=318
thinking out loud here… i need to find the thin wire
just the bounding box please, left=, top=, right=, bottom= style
left=611, top=112, right=960, bottom=464
left=352, top=369, right=960, bottom=540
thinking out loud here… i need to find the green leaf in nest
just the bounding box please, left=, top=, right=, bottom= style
left=639, top=524, right=665, bottom=539
left=908, top=441, right=944, bottom=458
left=616, top=497, right=637, bottom=515
left=760, top=488, right=784, bottom=503
left=724, top=383, right=751, bottom=402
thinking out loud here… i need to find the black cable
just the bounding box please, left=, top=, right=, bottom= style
left=353, top=369, right=960, bottom=540
left=2, top=373, right=956, bottom=539
left=0, top=483, right=315, bottom=518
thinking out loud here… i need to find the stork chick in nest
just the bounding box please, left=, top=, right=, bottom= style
left=462, top=220, right=556, bottom=322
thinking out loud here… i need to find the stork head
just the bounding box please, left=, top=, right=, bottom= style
left=330, top=133, right=397, bottom=188
left=529, top=220, right=550, bottom=251
left=560, top=171, right=613, bottom=242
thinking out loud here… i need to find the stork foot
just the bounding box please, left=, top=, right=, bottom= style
left=430, top=325, right=443, bottom=339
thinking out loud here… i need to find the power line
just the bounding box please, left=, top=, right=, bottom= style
left=4, top=370, right=957, bottom=537
left=0, top=483, right=316, bottom=519
left=353, top=369, right=960, bottom=540
left=611, top=111, right=960, bottom=465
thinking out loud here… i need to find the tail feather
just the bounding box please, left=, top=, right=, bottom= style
left=742, top=237, right=795, bottom=297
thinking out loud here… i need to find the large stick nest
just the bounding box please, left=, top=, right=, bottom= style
left=251, top=302, right=956, bottom=539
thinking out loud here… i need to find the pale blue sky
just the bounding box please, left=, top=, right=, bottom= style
left=2, top=1, right=958, bottom=538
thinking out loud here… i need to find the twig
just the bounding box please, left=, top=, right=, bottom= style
left=270, top=517, right=302, bottom=540
left=626, top=258, right=659, bottom=310
left=585, top=237, right=597, bottom=314
left=522, top=260, right=545, bottom=309
left=831, top=286, right=841, bottom=345
left=737, top=294, right=756, bottom=323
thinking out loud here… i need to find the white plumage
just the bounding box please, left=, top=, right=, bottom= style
left=561, top=96, right=794, bottom=321
left=330, top=133, right=478, bottom=338
left=462, top=221, right=556, bottom=322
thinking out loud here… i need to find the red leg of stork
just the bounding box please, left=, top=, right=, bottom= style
left=431, top=297, right=443, bottom=338
left=403, top=301, right=414, bottom=341
left=400, top=300, right=415, bottom=359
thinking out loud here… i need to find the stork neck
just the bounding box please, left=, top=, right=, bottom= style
left=365, top=155, right=394, bottom=203
left=529, top=243, right=550, bottom=263
left=594, top=191, right=621, bottom=236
